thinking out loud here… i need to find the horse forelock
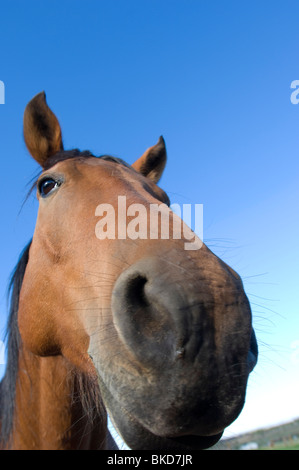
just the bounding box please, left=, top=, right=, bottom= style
left=43, top=149, right=131, bottom=171
left=43, top=149, right=94, bottom=170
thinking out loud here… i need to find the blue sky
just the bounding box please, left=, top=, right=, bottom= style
left=0, top=0, right=299, bottom=440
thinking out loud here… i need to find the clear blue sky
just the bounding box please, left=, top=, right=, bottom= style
left=0, top=0, right=299, bottom=440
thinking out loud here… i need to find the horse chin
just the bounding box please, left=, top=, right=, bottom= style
left=164, top=433, right=223, bottom=450
left=108, top=409, right=223, bottom=451
left=100, top=378, right=223, bottom=450
left=127, top=429, right=224, bottom=451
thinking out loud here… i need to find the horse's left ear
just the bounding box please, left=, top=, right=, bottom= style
left=132, top=136, right=167, bottom=183
left=23, top=91, right=64, bottom=168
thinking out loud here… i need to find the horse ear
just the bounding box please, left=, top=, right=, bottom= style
left=23, top=91, right=64, bottom=167
left=132, top=136, right=167, bottom=183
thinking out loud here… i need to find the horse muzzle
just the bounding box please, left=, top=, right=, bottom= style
left=112, top=256, right=257, bottom=371
left=109, top=256, right=257, bottom=444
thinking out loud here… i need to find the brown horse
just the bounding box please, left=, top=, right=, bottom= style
left=0, top=92, right=257, bottom=450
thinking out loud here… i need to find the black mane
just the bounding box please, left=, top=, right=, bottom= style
left=0, top=241, right=32, bottom=447
left=43, top=149, right=94, bottom=169
left=43, top=149, right=131, bottom=170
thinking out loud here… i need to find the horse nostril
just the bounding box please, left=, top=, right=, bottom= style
left=112, top=262, right=178, bottom=368
left=126, top=274, right=149, bottom=309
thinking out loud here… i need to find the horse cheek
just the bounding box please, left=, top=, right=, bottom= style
left=18, top=280, right=61, bottom=357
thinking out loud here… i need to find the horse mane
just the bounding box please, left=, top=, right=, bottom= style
left=43, top=149, right=94, bottom=169
left=0, top=240, right=31, bottom=447
left=43, top=149, right=131, bottom=171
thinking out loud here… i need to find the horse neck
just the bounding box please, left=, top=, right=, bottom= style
left=11, top=346, right=108, bottom=450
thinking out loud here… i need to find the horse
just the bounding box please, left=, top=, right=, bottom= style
left=0, top=92, right=258, bottom=450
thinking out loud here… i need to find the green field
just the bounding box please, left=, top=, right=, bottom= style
left=213, top=418, right=299, bottom=450
left=261, top=439, right=299, bottom=450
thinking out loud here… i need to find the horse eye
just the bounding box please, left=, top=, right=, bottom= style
left=38, top=178, right=59, bottom=197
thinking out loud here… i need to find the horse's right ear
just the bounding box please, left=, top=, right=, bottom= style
left=23, top=91, right=64, bottom=167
